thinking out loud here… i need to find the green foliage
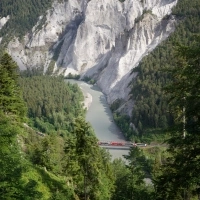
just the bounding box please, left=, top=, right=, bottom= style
left=21, top=128, right=78, bottom=199
left=0, top=53, right=26, bottom=120
left=18, top=75, right=115, bottom=199
left=113, top=113, right=135, bottom=140
left=19, top=76, right=84, bottom=135
left=118, top=0, right=200, bottom=139
left=1, top=1, right=198, bottom=198
left=65, top=73, right=81, bottom=80
left=0, top=53, right=157, bottom=199
left=0, top=54, right=42, bottom=199
left=135, top=9, right=154, bottom=23
left=0, top=53, right=115, bottom=199
left=20, top=67, right=43, bottom=77
left=73, top=117, right=114, bottom=200
left=110, top=99, right=124, bottom=112
left=112, top=149, right=154, bottom=200
left=0, top=113, right=24, bottom=199
left=82, top=76, right=96, bottom=85
left=23, top=116, right=115, bottom=199
left=154, top=37, right=200, bottom=200
left=138, top=129, right=171, bottom=144
left=20, top=163, right=76, bottom=200
left=46, top=60, right=55, bottom=75
left=0, top=53, right=79, bottom=199
left=0, top=0, right=53, bottom=44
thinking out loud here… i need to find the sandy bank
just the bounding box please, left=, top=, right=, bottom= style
left=83, top=92, right=92, bottom=110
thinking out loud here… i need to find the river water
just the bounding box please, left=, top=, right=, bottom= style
left=66, top=79, right=129, bottom=160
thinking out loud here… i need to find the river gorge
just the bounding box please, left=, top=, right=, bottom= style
left=66, top=79, right=130, bottom=160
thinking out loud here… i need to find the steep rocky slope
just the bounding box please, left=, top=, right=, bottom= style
left=0, top=16, right=9, bottom=43
left=4, top=0, right=177, bottom=106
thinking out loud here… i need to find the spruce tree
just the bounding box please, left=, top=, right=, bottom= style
left=0, top=53, right=26, bottom=120
left=74, top=117, right=114, bottom=200
left=0, top=53, right=41, bottom=199
left=154, top=37, right=200, bottom=199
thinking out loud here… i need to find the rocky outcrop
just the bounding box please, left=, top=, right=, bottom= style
left=0, top=16, right=10, bottom=44
left=7, top=0, right=178, bottom=108
left=0, top=16, right=9, bottom=30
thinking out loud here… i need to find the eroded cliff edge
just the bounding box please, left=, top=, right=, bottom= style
left=5, top=0, right=178, bottom=111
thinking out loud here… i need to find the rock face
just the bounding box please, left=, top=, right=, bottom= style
left=0, top=16, right=9, bottom=30
left=7, top=0, right=178, bottom=108
left=0, top=16, right=10, bottom=44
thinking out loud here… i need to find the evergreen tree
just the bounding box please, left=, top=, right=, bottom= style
left=74, top=117, right=114, bottom=200
left=112, top=0, right=200, bottom=140
left=112, top=148, right=154, bottom=200
left=0, top=53, right=26, bottom=120
left=19, top=76, right=84, bottom=135
left=0, top=53, right=41, bottom=199
left=0, top=113, right=24, bottom=199
left=154, top=37, right=200, bottom=199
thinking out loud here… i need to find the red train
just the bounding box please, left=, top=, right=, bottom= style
left=98, top=141, right=147, bottom=147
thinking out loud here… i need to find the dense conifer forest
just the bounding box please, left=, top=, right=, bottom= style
left=0, top=0, right=53, bottom=45
left=1, top=38, right=200, bottom=198
left=19, top=76, right=84, bottom=135
left=0, top=0, right=200, bottom=199
left=113, top=0, right=200, bottom=142
left=0, top=53, right=155, bottom=199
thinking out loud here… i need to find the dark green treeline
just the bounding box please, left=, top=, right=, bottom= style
left=154, top=37, right=200, bottom=200
left=113, top=0, right=200, bottom=141
left=0, top=53, right=114, bottom=199
left=19, top=75, right=84, bottom=135
left=4, top=48, right=200, bottom=199
left=0, top=0, right=53, bottom=44
left=0, top=53, right=156, bottom=199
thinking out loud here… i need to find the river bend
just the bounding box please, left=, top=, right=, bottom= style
left=66, top=80, right=129, bottom=160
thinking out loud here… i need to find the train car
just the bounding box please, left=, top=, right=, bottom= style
left=98, top=141, right=140, bottom=147
left=135, top=143, right=147, bottom=147
left=98, top=141, right=111, bottom=145
left=110, top=141, right=124, bottom=146
left=124, top=142, right=135, bottom=147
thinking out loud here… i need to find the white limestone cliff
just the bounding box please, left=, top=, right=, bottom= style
left=0, top=16, right=10, bottom=30
left=7, top=0, right=178, bottom=111
left=0, top=16, right=10, bottom=44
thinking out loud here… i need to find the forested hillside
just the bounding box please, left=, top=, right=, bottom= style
left=19, top=76, right=84, bottom=135
left=0, top=53, right=115, bottom=199
left=1, top=0, right=200, bottom=199
left=1, top=40, right=200, bottom=199
left=113, top=0, right=200, bottom=141
left=0, top=0, right=53, bottom=46
left=154, top=37, right=200, bottom=200
left=0, top=53, right=155, bottom=199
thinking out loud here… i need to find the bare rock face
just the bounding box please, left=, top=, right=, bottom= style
left=0, top=16, right=10, bottom=29
left=0, top=16, right=10, bottom=44
left=7, top=0, right=178, bottom=107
